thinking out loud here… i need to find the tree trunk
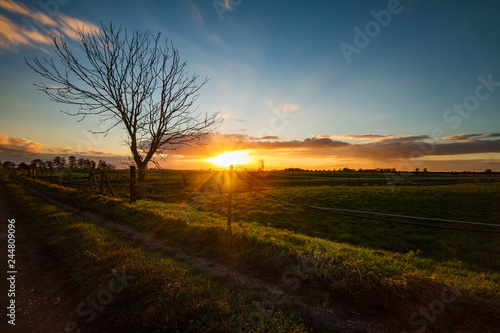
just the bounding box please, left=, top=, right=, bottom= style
left=137, top=164, right=146, bottom=199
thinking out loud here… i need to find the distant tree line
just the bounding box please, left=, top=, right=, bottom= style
left=1, top=156, right=115, bottom=171
left=283, top=167, right=402, bottom=173
left=281, top=167, right=496, bottom=173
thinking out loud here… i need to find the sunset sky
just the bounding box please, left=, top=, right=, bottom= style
left=1, top=0, right=500, bottom=171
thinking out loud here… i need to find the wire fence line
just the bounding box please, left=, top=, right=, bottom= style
left=24, top=168, right=500, bottom=234
left=247, top=193, right=499, bottom=228
left=248, top=188, right=500, bottom=234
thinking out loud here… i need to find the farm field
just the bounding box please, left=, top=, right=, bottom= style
left=3, top=3, right=500, bottom=331
left=5, top=170, right=500, bottom=332
left=35, top=168, right=500, bottom=192
left=0, top=173, right=309, bottom=332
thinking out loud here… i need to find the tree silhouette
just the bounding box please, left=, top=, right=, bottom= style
left=258, top=159, right=265, bottom=171
left=98, top=159, right=108, bottom=170
left=68, top=156, right=77, bottom=169
left=2, top=161, right=16, bottom=170
left=77, top=158, right=85, bottom=170
left=30, top=159, right=45, bottom=169
left=52, top=156, right=66, bottom=170
left=27, top=22, right=222, bottom=198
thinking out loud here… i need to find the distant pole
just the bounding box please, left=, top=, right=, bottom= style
left=183, top=173, right=187, bottom=194
left=130, top=166, right=137, bottom=202
left=227, top=165, right=233, bottom=228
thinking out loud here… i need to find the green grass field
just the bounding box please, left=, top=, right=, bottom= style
left=196, top=183, right=500, bottom=272
left=7, top=169, right=500, bottom=331
left=1, top=173, right=308, bottom=332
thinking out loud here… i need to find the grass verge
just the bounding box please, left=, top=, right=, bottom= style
left=0, top=173, right=307, bottom=332
left=10, top=173, right=500, bottom=332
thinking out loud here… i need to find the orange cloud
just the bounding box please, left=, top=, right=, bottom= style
left=0, top=134, right=42, bottom=155
left=165, top=133, right=500, bottom=163
left=0, top=0, right=99, bottom=53
left=0, top=0, right=31, bottom=17
left=0, top=13, right=52, bottom=52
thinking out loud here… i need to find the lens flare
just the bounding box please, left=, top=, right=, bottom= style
left=206, top=150, right=252, bottom=167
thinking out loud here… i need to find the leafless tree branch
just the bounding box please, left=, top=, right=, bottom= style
left=26, top=22, right=222, bottom=198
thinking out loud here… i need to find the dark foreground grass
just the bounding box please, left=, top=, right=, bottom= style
left=1, top=173, right=307, bottom=332
left=10, top=173, right=500, bottom=332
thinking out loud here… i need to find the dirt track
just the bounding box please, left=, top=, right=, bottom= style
left=2, top=180, right=387, bottom=332
left=0, top=181, right=88, bottom=333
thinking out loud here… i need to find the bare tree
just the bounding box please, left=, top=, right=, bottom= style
left=258, top=159, right=265, bottom=172
left=26, top=22, right=222, bottom=198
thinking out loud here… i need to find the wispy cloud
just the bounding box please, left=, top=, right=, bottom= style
left=0, top=134, right=42, bottom=155
left=443, top=133, right=500, bottom=142
left=54, top=147, right=107, bottom=155
left=318, top=134, right=393, bottom=142
left=0, top=0, right=99, bottom=53
left=222, top=114, right=246, bottom=123
left=0, top=13, right=52, bottom=52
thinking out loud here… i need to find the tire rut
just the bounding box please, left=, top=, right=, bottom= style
left=17, top=181, right=387, bottom=333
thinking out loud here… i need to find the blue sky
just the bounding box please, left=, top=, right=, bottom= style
left=1, top=0, right=500, bottom=170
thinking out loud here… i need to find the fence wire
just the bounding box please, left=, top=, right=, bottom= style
left=249, top=188, right=500, bottom=234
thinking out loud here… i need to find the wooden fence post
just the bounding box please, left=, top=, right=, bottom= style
left=227, top=165, right=233, bottom=228
left=130, top=166, right=137, bottom=202
left=105, top=173, right=114, bottom=195
left=99, top=171, right=104, bottom=194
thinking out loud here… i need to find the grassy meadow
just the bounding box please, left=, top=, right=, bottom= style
left=5, top=169, right=500, bottom=331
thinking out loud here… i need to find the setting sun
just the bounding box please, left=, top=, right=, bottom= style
left=206, top=150, right=253, bottom=168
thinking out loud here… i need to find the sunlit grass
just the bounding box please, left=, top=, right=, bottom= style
left=8, top=172, right=500, bottom=331
left=1, top=173, right=308, bottom=332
